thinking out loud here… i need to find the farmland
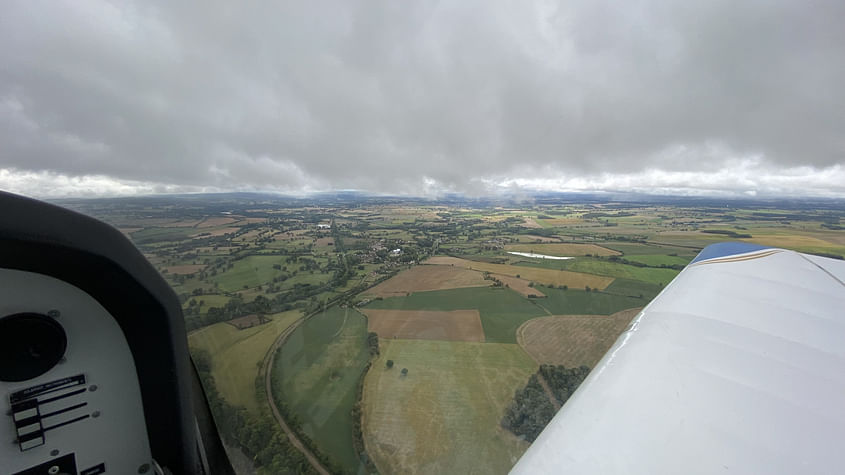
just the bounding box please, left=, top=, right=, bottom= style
left=362, top=339, right=536, bottom=474
left=363, top=309, right=485, bottom=342
left=272, top=306, right=370, bottom=473
left=188, top=310, right=301, bottom=412
left=364, top=264, right=490, bottom=297
left=365, top=286, right=547, bottom=343
left=559, top=258, right=680, bottom=286
left=62, top=193, right=845, bottom=475
left=504, top=242, right=621, bottom=257
left=534, top=286, right=648, bottom=316
left=426, top=256, right=615, bottom=290
left=516, top=308, right=642, bottom=367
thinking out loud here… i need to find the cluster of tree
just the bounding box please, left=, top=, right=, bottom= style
left=184, top=295, right=273, bottom=331
left=700, top=229, right=753, bottom=238
left=366, top=332, right=380, bottom=357
left=501, top=365, right=590, bottom=442
left=811, top=251, right=845, bottom=260
left=605, top=255, right=685, bottom=270
left=539, top=364, right=590, bottom=404
left=192, top=349, right=317, bottom=474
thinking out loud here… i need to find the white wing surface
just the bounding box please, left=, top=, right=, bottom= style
left=511, top=243, right=845, bottom=474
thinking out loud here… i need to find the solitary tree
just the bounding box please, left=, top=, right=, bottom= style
left=401, top=368, right=408, bottom=376
left=386, top=359, right=394, bottom=369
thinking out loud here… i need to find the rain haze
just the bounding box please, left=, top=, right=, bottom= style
left=1, top=0, right=844, bottom=198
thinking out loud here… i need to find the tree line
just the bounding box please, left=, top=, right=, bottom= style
left=192, top=349, right=317, bottom=474
left=501, top=365, right=590, bottom=442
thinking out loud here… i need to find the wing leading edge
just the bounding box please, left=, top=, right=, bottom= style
left=511, top=244, right=845, bottom=474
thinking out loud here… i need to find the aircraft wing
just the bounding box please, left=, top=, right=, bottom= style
left=511, top=242, right=845, bottom=474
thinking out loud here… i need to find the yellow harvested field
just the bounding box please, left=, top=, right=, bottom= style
left=505, top=243, right=620, bottom=257
left=363, top=340, right=535, bottom=474
left=743, top=234, right=841, bottom=249
left=520, top=217, right=543, bottom=228
left=516, top=308, right=641, bottom=367
left=537, top=217, right=582, bottom=226
left=118, top=227, right=143, bottom=235
left=164, top=264, right=205, bottom=275
left=189, top=310, right=301, bottom=412
left=365, top=264, right=490, bottom=297
left=315, top=237, right=335, bottom=246
left=197, top=217, right=240, bottom=228
left=425, top=256, right=614, bottom=290
left=363, top=309, right=485, bottom=342
left=490, top=274, right=545, bottom=298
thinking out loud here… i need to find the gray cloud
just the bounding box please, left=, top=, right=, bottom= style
left=1, top=0, right=844, bottom=197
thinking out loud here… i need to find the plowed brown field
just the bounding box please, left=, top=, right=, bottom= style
left=516, top=308, right=641, bottom=367
left=365, top=264, right=489, bottom=297
left=363, top=309, right=485, bottom=342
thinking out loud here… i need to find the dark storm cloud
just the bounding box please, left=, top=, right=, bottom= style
left=1, top=0, right=844, bottom=197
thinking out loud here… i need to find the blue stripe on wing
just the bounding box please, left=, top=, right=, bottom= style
left=690, top=241, right=771, bottom=264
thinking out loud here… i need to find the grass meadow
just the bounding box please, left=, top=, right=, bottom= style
left=272, top=306, right=370, bottom=473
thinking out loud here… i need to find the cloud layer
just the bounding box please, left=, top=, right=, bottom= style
left=1, top=1, right=844, bottom=198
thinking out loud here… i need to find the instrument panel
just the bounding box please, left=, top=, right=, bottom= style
left=1, top=269, right=153, bottom=475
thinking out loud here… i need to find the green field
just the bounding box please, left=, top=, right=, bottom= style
left=603, top=278, right=663, bottom=300
left=130, top=226, right=199, bottom=244
left=188, top=310, right=301, bottom=412
left=623, top=254, right=692, bottom=267
left=601, top=242, right=696, bottom=256
left=365, top=287, right=546, bottom=343
left=272, top=306, right=370, bottom=473
left=213, top=255, right=288, bottom=291
left=212, top=255, right=331, bottom=292
left=560, top=258, right=680, bottom=286
left=535, top=286, right=647, bottom=315
left=362, top=339, right=536, bottom=474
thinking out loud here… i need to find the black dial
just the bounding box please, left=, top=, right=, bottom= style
left=0, top=313, right=67, bottom=382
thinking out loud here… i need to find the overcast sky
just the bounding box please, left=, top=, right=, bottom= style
left=1, top=1, right=844, bottom=198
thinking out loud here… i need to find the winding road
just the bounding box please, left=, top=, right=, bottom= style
left=261, top=316, right=331, bottom=475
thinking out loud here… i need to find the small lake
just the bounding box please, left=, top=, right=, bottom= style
left=507, top=251, right=573, bottom=260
